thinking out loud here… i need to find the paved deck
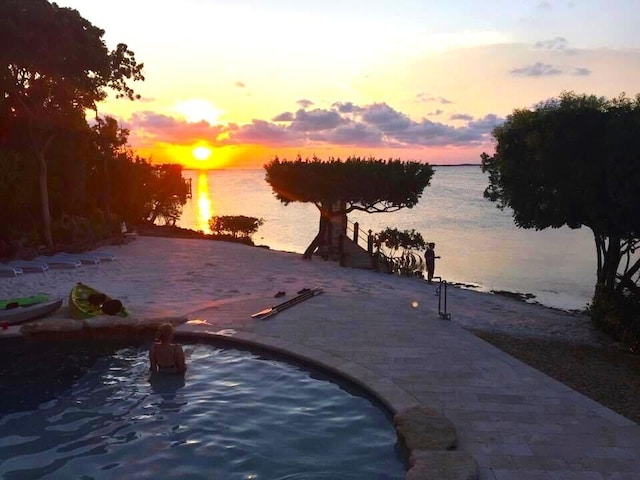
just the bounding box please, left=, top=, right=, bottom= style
left=3, top=237, right=639, bottom=479
left=187, top=291, right=640, bottom=480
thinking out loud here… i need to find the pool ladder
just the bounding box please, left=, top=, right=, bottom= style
left=433, top=277, right=451, bottom=320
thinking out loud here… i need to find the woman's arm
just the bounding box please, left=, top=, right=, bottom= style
left=175, top=345, right=187, bottom=374
left=149, top=344, right=158, bottom=372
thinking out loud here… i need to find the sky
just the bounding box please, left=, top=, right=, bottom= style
left=56, top=0, right=640, bottom=169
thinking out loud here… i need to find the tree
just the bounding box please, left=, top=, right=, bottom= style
left=481, top=92, right=640, bottom=343
left=209, top=215, right=265, bottom=240
left=144, top=164, right=191, bottom=226
left=264, top=156, right=433, bottom=259
left=90, top=116, right=130, bottom=214
left=0, top=0, right=144, bottom=247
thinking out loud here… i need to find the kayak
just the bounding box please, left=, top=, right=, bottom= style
left=0, top=293, right=50, bottom=310
left=69, top=283, right=128, bottom=319
left=0, top=297, right=63, bottom=325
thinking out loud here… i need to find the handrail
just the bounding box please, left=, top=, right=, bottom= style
left=344, top=218, right=408, bottom=271
left=345, top=219, right=370, bottom=250
left=434, top=277, right=451, bottom=320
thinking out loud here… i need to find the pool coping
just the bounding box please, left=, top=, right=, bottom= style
left=178, top=329, right=422, bottom=414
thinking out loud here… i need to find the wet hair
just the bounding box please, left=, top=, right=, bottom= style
left=156, top=323, right=175, bottom=342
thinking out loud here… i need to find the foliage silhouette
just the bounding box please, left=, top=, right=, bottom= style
left=374, top=227, right=427, bottom=276
left=1, top=0, right=144, bottom=247
left=264, top=156, right=433, bottom=259
left=481, top=91, right=640, bottom=346
left=209, top=216, right=265, bottom=240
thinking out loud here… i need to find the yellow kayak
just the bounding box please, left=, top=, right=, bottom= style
left=69, top=283, right=128, bottom=319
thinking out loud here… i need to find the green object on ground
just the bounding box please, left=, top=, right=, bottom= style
left=0, top=297, right=62, bottom=325
left=69, top=283, right=128, bottom=319
left=0, top=294, right=49, bottom=310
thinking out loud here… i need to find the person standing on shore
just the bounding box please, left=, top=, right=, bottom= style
left=425, top=242, right=440, bottom=283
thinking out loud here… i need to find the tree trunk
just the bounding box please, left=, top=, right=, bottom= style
left=593, top=229, right=604, bottom=283
left=103, top=156, right=112, bottom=214
left=303, top=206, right=330, bottom=259
left=602, top=235, right=621, bottom=293
left=38, top=150, right=53, bottom=249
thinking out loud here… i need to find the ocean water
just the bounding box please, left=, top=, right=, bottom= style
left=178, top=166, right=596, bottom=311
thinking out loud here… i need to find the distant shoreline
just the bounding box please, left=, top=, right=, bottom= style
left=181, top=163, right=482, bottom=172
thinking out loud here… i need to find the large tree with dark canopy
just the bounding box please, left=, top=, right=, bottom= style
left=481, top=92, right=640, bottom=344
left=264, top=156, right=434, bottom=259
left=0, top=0, right=144, bottom=247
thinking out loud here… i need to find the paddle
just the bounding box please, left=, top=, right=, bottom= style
left=251, top=287, right=324, bottom=320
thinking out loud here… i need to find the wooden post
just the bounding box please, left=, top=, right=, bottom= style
left=367, top=229, right=373, bottom=254
left=353, top=222, right=359, bottom=243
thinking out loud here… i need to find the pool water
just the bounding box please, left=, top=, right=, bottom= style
left=0, top=340, right=406, bottom=479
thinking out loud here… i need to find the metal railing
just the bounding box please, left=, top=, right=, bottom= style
left=345, top=219, right=396, bottom=267
left=345, top=219, right=372, bottom=251
left=434, top=277, right=451, bottom=320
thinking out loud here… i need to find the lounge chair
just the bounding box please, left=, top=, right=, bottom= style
left=35, top=255, right=82, bottom=269
left=0, top=265, right=23, bottom=277
left=53, top=253, right=100, bottom=265
left=81, top=250, right=117, bottom=261
left=6, top=260, right=49, bottom=273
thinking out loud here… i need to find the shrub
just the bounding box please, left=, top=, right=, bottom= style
left=374, top=227, right=427, bottom=276
left=590, top=284, right=640, bottom=352
left=208, top=215, right=265, bottom=240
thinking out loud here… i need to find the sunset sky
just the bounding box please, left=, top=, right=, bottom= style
left=57, top=0, right=640, bottom=169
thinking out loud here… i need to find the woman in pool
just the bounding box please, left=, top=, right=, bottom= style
left=149, top=323, right=187, bottom=374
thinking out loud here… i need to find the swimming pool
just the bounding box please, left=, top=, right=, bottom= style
left=0, top=340, right=406, bottom=479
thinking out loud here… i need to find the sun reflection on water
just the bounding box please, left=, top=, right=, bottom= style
left=197, top=172, right=213, bottom=233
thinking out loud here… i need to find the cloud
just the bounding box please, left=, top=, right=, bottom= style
left=235, top=81, right=246, bottom=88
left=428, top=109, right=444, bottom=116
left=310, top=123, right=384, bottom=147
left=450, top=113, right=474, bottom=121
left=510, top=62, right=563, bottom=77
left=332, top=101, right=364, bottom=114
left=572, top=67, right=591, bottom=76
left=361, top=103, right=412, bottom=132
left=416, top=93, right=453, bottom=104
left=289, top=108, right=347, bottom=131
left=296, top=99, right=314, bottom=109
left=537, top=1, right=552, bottom=10
left=467, top=114, right=502, bottom=131
left=272, top=111, right=294, bottom=122
left=126, top=101, right=503, bottom=151
left=510, top=62, right=592, bottom=77
left=534, top=36, right=569, bottom=51
left=229, top=102, right=503, bottom=148
left=129, top=111, right=225, bottom=144
left=224, top=120, right=302, bottom=146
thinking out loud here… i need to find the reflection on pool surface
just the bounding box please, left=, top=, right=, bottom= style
left=0, top=341, right=406, bottom=479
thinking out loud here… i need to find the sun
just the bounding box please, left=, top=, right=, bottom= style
left=193, top=145, right=212, bottom=161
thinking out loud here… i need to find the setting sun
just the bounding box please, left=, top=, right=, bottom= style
left=193, top=145, right=212, bottom=161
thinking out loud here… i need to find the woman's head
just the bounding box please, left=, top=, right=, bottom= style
left=156, top=322, right=175, bottom=342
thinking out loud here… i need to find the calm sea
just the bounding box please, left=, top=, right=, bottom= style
left=178, top=166, right=595, bottom=311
